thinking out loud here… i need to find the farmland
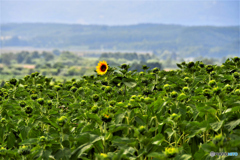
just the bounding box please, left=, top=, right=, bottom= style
left=0, top=57, right=240, bottom=159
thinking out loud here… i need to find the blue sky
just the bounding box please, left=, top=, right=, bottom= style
left=1, top=0, right=239, bottom=26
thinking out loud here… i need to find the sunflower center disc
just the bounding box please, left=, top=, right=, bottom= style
left=101, top=65, right=106, bottom=72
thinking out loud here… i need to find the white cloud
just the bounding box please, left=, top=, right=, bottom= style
left=76, top=19, right=88, bottom=24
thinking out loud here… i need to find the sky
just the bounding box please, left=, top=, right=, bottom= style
left=0, top=0, right=239, bottom=26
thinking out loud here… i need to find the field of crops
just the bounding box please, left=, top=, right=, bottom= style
left=0, top=58, right=240, bottom=160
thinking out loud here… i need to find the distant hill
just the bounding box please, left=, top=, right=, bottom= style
left=1, top=23, right=239, bottom=58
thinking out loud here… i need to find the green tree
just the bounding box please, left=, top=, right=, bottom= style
left=32, top=51, right=40, bottom=59
left=1, top=53, right=14, bottom=65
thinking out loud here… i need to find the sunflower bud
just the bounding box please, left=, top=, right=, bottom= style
left=116, top=102, right=125, bottom=107
left=209, top=80, right=216, bottom=87
left=138, top=125, right=146, bottom=134
left=104, top=86, right=112, bottom=93
left=30, top=94, right=38, bottom=100
left=36, top=84, right=44, bottom=91
left=70, top=86, right=77, bottom=93
left=102, top=114, right=112, bottom=123
left=140, top=96, right=145, bottom=102
left=47, top=93, right=55, bottom=99
left=120, top=63, right=128, bottom=70
left=80, top=100, right=86, bottom=106
left=57, top=83, right=63, bottom=87
left=25, top=106, right=33, bottom=114
left=187, top=62, right=195, bottom=68
left=127, top=103, right=132, bottom=109
left=100, top=153, right=108, bottom=159
left=186, top=106, right=193, bottom=113
left=142, top=65, right=149, bottom=70
left=233, top=72, right=240, bottom=79
left=206, top=65, right=214, bottom=73
left=117, top=88, right=124, bottom=95
left=131, top=95, right=137, bottom=99
left=54, top=85, right=61, bottom=91
left=18, top=145, right=30, bottom=156
left=203, top=89, right=212, bottom=98
left=109, top=100, right=116, bottom=106
left=170, top=113, right=180, bottom=121
left=3, top=92, right=8, bottom=98
left=45, top=78, right=51, bottom=83
left=37, top=98, right=44, bottom=105
left=10, top=78, right=17, bottom=86
left=213, top=134, right=227, bottom=148
left=139, top=72, right=144, bottom=76
left=170, top=91, right=178, bottom=98
left=101, top=86, right=106, bottom=91
left=34, top=72, right=39, bottom=77
left=183, top=87, right=189, bottom=92
left=24, top=75, right=30, bottom=81
left=31, top=72, right=35, bottom=78
left=77, top=87, right=84, bottom=93
left=235, top=89, right=240, bottom=95
left=91, top=106, right=98, bottom=113
left=144, top=97, right=154, bottom=104
left=143, top=88, right=152, bottom=96
left=213, top=87, right=221, bottom=95
left=181, top=61, right=186, bottom=66
left=1, top=118, right=6, bottom=124
left=39, top=136, right=47, bottom=143
left=184, top=77, right=191, bottom=83
left=164, top=147, right=179, bottom=158
left=92, top=94, right=100, bottom=102
left=66, top=84, right=72, bottom=90
left=0, top=147, right=7, bottom=156
left=177, top=93, right=187, bottom=101
left=19, top=101, right=27, bottom=108
left=152, top=67, right=160, bottom=74
left=233, top=57, right=240, bottom=63
left=210, top=71, right=216, bottom=76
left=47, top=100, right=53, bottom=109
left=199, top=62, right=205, bottom=68
left=224, top=84, right=232, bottom=93
left=57, top=116, right=67, bottom=127
left=163, top=84, right=171, bottom=92
left=141, top=79, right=149, bottom=85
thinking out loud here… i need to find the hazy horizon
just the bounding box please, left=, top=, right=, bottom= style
left=1, top=22, right=239, bottom=27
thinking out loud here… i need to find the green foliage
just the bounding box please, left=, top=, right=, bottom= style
left=0, top=58, right=240, bottom=160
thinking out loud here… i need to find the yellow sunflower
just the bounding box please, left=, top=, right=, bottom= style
left=96, top=61, right=108, bottom=75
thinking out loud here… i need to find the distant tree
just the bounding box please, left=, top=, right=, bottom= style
left=67, top=67, right=77, bottom=76
left=57, top=68, right=61, bottom=75
left=17, top=51, right=29, bottom=63
left=60, top=51, right=78, bottom=60
left=25, top=56, right=33, bottom=64
left=52, top=49, right=61, bottom=56
left=45, top=63, right=51, bottom=68
left=35, top=64, right=42, bottom=69
left=42, top=52, right=54, bottom=61
left=53, top=62, right=64, bottom=69
left=2, top=53, right=14, bottom=65
left=32, top=51, right=40, bottom=59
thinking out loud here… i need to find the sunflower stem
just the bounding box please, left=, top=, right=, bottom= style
left=124, top=85, right=127, bottom=96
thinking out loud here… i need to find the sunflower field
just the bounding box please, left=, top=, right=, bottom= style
left=0, top=57, right=240, bottom=160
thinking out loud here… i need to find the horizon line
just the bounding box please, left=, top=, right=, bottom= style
left=1, top=22, right=239, bottom=27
